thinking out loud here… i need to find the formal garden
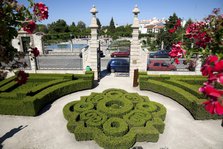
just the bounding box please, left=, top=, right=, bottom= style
left=0, top=0, right=223, bottom=149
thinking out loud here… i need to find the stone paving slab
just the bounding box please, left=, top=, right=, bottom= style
left=0, top=75, right=222, bottom=149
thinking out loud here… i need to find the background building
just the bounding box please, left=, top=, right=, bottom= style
left=139, top=17, right=166, bottom=34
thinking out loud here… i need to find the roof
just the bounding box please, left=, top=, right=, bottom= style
left=145, top=25, right=155, bottom=29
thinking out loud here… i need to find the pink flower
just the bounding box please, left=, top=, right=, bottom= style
left=23, top=20, right=36, bottom=34
left=169, top=42, right=186, bottom=64
left=31, top=47, right=39, bottom=57
left=185, top=22, right=211, bottom=48
left=33, top=2, right=48, bottom=21
left=203, top=100, right=223, bottom=115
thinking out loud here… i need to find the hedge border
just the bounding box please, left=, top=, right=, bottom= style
left=0, top=72, right=94, bottom=116
left=139, top=74, right=222, bottom=120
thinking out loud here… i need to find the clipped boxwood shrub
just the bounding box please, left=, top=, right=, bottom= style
left=139, top=74, right=223, bottom=120
left=0, top=73, right=94, bottom=116
left=63, top=89, right=167, bottom=149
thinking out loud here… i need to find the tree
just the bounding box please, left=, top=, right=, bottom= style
left=108, top=17, right=116, bottom=33
left=35, top=24, right=48, bottom=33
left=97, top=18, right=102, bottom=30
left=77, top=21, right=86, bottom=31
left=156, top=13, right=183, bottom=50
left=69, top=22, right=77, bottom=32
left=48, top=19, right=69, bottom=33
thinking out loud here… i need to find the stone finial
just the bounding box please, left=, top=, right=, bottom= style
left=90, top=5, right=98, bottom=15
left=132, top=5, right=140, bottom=15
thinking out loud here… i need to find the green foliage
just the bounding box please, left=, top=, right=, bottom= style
left=139, top=74, right=223, bottom=120
left=48, top=19, right=69, bottom=33
left=0, top=0, right=33, bottom=64
left=108, top=40, right=130, bottom=50
left=35, top=24, right=48, bottom=33
left=156, top=13, right=184, bottom=50
left=63, top=89, right=166, bottom=149
left=108, top=17, right=116, bottom=33
left=0, top=73, right=94, bottom=116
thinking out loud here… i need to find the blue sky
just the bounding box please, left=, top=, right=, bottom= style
left=18, top=0, right=223, bottom=26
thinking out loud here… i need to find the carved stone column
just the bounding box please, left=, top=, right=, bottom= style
left=130, top=5, right=147, bottom=78
left=85, top=5, right=99, bottom=80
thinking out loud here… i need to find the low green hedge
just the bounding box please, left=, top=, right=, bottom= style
left=63, top=89, right=167, bottom=149
left=0, top=72, right=94, bottom=116
left=139, top=74, right=222, bottom=120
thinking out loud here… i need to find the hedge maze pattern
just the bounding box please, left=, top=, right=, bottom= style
left=63, top=89, right=166, bottom=149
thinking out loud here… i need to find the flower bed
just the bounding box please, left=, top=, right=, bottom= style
left=63, top=89, right=166, bottom=149
left=139, top=74, right=223, bottom=120
left=0, top=72, right=94, bottom=116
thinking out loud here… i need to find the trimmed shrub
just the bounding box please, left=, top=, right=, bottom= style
left=139, top=74, right=223, bottom=120
left=63, top=89, right=166, bottom=149
left=103, top=117, right=128, bottom=137
left=0, top=73, right=94, bottom=116
left=97, top=97, right=134, bottom=118
left=123, top=110, right=152, bottom=127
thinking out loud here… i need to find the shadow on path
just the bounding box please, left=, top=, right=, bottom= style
left=38, top=103, right=52, bottom=115
left=100, top=69, right=109, bottom=80
left=0, top=125, right=28, bottom=149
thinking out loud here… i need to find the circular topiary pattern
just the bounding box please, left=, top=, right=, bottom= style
left=63, top=89, right=166, bottom=149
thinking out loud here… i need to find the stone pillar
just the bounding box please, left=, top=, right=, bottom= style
left=33, top=32, right=44, bottom=55
left=130, top=5, right=147, bottom=78
left=84, top=5, right=99, bottom=80
left=195, top=57, right=202, bottom=74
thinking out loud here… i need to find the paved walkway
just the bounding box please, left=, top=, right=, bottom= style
left=0, top=75, right=223, bottom=149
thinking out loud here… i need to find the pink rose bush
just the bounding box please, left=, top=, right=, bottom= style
left=168, top=8, right=223, bottom=116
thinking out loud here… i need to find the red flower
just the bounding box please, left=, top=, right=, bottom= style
left=15, top=70, right=29, bottom=85
left=174, top=58, right=180, bottom=64
left=199, top=84, right=222, bottom=98
left=203, top=100, right=223, bottom=115
left=23, top=20, right=36, bottom=34
left=33, top=2, right=49, bottom=21
left=185, top=22, right=211, bottom=48
left=201, top=55, right=218, bottom=76
left=31, top=47, right=40, bottom=57
left=175, top=19, right=181, bottom=28
left=214, top=60, right=223, bottom=72
left=168, top=28, right=176, bottom=33
left=169, top=42, right=186, bottom=64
